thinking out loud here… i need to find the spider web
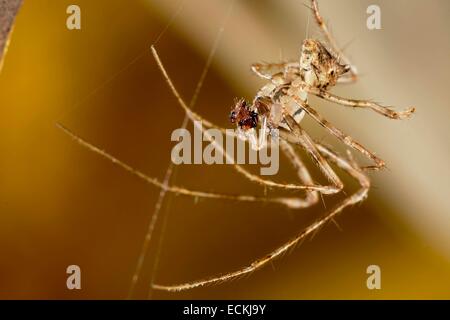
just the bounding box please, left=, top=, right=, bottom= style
left=53, top=0, right=239, bottom=299
left=126, top=0, right=237, bottom=299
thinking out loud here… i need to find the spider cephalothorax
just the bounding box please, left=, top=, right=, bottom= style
left=229, top=98, right=259, bottom=130
left=300, top=39, right=350, bottom=89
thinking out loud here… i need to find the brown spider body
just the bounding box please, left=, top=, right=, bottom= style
left=300, top=39, right=350, bottom=89
left=234, top=39, right=351, bottom=136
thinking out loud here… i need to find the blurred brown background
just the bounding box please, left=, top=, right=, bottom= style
left=0, top=0, right=449, bottom=299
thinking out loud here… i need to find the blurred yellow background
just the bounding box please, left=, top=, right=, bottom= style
left=0, top=0, right=449, bottom=299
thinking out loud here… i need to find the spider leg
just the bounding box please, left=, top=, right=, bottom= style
left=151, top=46, right=223, bottom=132
left=258, top=116, right=268, bottom=148
left=251, top=61, right=299, bottom=80
left=57, top=122, right=331, bottom=209
left=280, top=139, right=319, bottom=208
left=309, top=0, right=358, bottom=83
left=281, top=114, right=343, bottom=192
left=306, top=86, right=416, bottom=120
left=151, top=140, right=369, bottom=292
left=243, top=116, right=268, bottom=151
left=152, top=45, right=340, bottom=194
left=290, top=96, right=386, bottom=169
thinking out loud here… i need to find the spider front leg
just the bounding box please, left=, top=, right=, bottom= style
left=281, top=113, right=343, bottom=191
left=151, top=137, right=369, bottom=292
left=290, top=96, right=386, bottom=169
left=251, top=62, right=299, bottom=81
left=58, top=122, right=332, bottom=209
left=306, top=86, right=416, bottom=120
left=280, top=140, right=319, bottom=208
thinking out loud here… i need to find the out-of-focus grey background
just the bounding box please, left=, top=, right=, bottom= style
left=0, top=0, right=448, bottom=299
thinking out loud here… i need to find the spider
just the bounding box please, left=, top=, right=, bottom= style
left=58, top=0, right=415, bottom=292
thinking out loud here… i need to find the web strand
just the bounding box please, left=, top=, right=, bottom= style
left=56, top=0, right=186, bottom=126
left=126, top=0, right=236, bottom=299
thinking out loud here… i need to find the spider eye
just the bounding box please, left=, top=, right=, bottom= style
left=330, top=70, right=335, bottom=76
